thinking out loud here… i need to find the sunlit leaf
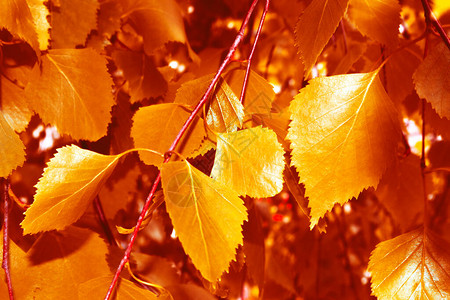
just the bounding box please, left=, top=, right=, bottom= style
left=161, top=160, right=247, bottom=282
left=51, top=0, right=99, bottom=48
left=131, top=103, right=206, bottom=167
left=27, top=0, right=50, bottom=50
left=0, top=112, right=25, bottom=178
left=78, top=276, right=164, bottom=300
left=21, top=145, right=121, bottom=234
left=0, top=0, right=39, bottom=51
left=211, top=126, right=285, bottom=197
left=347, top=0, right=400, bottom=46
left=288, top=70, right=402, bottom=228
left=413, top=42, right=450, bottom=120
left=368, top=228, right=450, bottom=299
left=112, top=50, right=167, bottom=103
left=0, top=227, right=111, bottom=300
left=121, top=0, right=187, bottom=55
left=26, top=48, right=115, bottom=141
left=225, top=67, right=275, bottom=116
left=295, top=0, right=349, bottom=76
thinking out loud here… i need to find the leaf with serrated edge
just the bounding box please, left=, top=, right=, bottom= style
left=51, top=0, right=99, bottom=48
left=0, top=227, right=111, bottom=300
left=27, top=0, right=50, bottom=50
left=0, top=112, right=26, bottom=178
left=368, top=228, right=450, bottom=299
left=21, top=145, right=121, bottom=234
left=25, top=48, right=114, bottom=141
left=131, top=103, right=206, bottom=167
left=413, top=42, right=450, bottom=120
left=295, top=0, right=349, bottom=76
left=347, top=0, right=400, bottom=46
left=0, top=0, right=39, bottom=51
left=161, top=160, right=247, bottom=282
left=211, top=126, right=285, bottom=197
left=78, top=276, right=165, bottom=300
left=287, top=70, right=402, bottom=228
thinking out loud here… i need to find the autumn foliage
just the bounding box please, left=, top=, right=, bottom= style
left=1, top=0, right=450, bottom=299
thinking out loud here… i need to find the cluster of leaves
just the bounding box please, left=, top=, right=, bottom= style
left=1, top=0, right=450, bottom=299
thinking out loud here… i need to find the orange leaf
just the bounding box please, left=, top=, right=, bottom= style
left=26, top=48, right=114, bottom=141
left=112, top=50, right=167, bottom=103
left=369, top=228, right=450, bottom=299
left=413, top=42, right=450, bottom=120
left=131, top=103, right=206, bottom=167
left=50, top=0, right=99, bottom=48
left=288, top=70, right=402, bottom=228
left=295, top=0, right=349, bottom=76
left=0, top=112, right=25, bottom=178
left=27, top=0, right=50, bottom=50
left=347, top=0, right=400, bottom=46
left=0, top=0, right=39, bottom=51
left=0, top=227, right=111, bottom=300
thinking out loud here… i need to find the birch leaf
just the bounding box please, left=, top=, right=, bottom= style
left=295, top=0, right=349, bottom=76
left=368, top=228, right=450, bottom=299
left=413, top=42, right=450, bottom=120
left=27, top=0, right=50, bottom=50
left=0, top=112, right=26, bottom=178
left=347, top=0, right=400, bottom=46
left=161, top=160, right=247, bottom=282
left=211, top=126, right=285, bottom=197
left=21, top=145, right=121, bottom=234
left=288, top=70, right=402, bottom=228
left=0, top=0, right=39, bottom=51
left=26, top=48, right=115, bottom=141
left=131, top=103, right=206, bottom=167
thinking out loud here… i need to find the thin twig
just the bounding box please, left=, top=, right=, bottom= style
left=239, top=0, right=270, bottom=104
left=93, top=196, right=116, bottom=246
left=420, top=0, right=450, bottom=50
left=104, top=1, right=265, bottom=298
left=2, top=179, right=14, bottom=300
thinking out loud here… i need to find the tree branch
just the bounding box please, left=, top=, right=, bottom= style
left=2, top=179, right=14, bottom=300
left=420, top=0, right=450, bottom=50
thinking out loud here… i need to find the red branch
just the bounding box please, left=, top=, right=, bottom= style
left=2, top=179, right=14, bottom=300
left=420, top=0, right=450, bottom=50
left=104, top=1, right=268, bottom=298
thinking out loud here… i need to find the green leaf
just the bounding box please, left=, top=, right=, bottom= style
left=21, top=145, right=121, bottom=234
left=161, top=160, right=247, bottom=282
left=211, top=126, right=285, bottom=197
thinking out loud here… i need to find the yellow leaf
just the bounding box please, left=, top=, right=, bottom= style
left=78, top=276, right=164, bottom=300
left=50, top=0, right=99, bottom=48
left=131, top=103, right=206, bottom=167
left=112, top=50, right=167, bottom=103
left=0, top=112, right=25, bottom=178
left=121, top=0, right=187, bottom=55
left=0, top=0, right=39, bottom=51
left=225, top=67, right=275, bottom=116
left=1, top=68, right=33, bottom=132
left=161, top=160, right=247, bottom=282
left=205, top=78, right=244, bottom=133
left=287, top=70, right=402, bottom=228
left=368, top=228, right=450, bottom=299
left=26, top=48, right=115, bottom=141
left=413, top=42, right=450, bottom=120
left=26, top=0, right=50, bottom=50
left=347, top=0, right=400, bottom=46
left=21, top=145, right=121, bottom=234
left=211, top=126, right=285, bottom=197
left=0, top=227, right=111, bottom=300
left=295, top=0, right=349, bottom=76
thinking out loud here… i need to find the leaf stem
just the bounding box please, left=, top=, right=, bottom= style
left=104, top=1, right=265, bottom=298
left=420, top=0, right=450, bottom=50
left=239, top=0, right=270, bottom=104
left=2, top=179, right=14, bottom=300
